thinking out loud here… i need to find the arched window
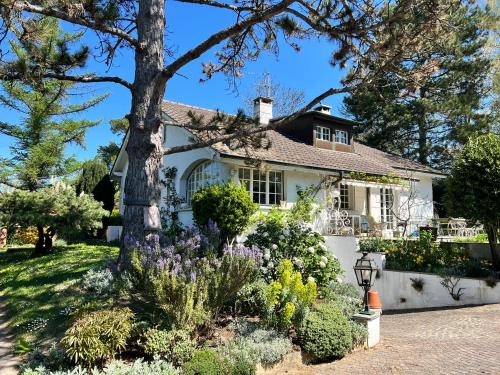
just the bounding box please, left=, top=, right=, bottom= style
left=186, top=161, right=221, bottom=203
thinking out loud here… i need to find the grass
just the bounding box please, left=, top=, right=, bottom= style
left=0, top=242, right=119, bottom=346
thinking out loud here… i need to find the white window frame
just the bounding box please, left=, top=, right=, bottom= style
left=315, top=126, right=331, bottom=141
left=186, top=161, right=221, bottom=203
left=238, top=167, right=284, bottom=205
left=339, top=183, right=350, bottom=209
left=335, top=129, right=349, bottom=144
left=380, top=188, right=394, bottom=229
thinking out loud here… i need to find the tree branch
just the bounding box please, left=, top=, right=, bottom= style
left=1, top=71, right=133, bottom=90
left=1, top=0, right=142, bottom=50
left=163, top=85, right=353, bottom=155
left=174, top=0, right=256, bottom=12
left=163, top=0, right=296, bottom=78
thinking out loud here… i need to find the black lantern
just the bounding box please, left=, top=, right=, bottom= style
left=353, top=252, right=378, bottom=315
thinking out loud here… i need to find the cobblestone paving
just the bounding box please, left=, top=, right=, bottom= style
left=278, top=304, right=500, bottom=375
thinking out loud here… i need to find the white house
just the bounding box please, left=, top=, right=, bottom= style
left=111, top=98, right=445, bottom=238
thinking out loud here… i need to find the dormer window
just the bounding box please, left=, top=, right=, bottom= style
left=335, top=130, right=349, bottom=144
left=315, top=126, right=331, bottom=141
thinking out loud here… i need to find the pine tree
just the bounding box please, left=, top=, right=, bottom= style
left=0, top=18, right=107, bottom=191
left=97, top=117, right=129, bottom=169
left=343, top=5, right=496, bottom=169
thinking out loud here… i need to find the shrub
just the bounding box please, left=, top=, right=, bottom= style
left=191, top=183, right=257, bottom=242
left=22, top=359, right=181, bottom=375
left=264, top=260, right=317, bottom=331
left=234, top=279, right=268, bottom=316
left=12, top=227, right=39, bottom=245
left=298, top=303, right=352, bottom=362
left=80, top=268, right=114, bottom=297
left=131, top=231, right=262, bottom=328
left=359, top=238, right=393, bottom=253
left=349, top=321, right=368, bottom=348
left=228, top=320, right=293, bottom=365
left=245, top=210, right=341, bottom=288
left=217, top=342, right=256, bottom=375
left=140, top=328, right=196, bottom=366
left=182, top=349, right=229, bottom=375
left=20, top=343, right=67, bottom=373
left=61, top=307, right=134, bottom=366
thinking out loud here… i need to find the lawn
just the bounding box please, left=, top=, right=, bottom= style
left=0, top=243, right=119, bottom=346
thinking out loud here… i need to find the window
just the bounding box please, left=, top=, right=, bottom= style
left=335, top=130, right=349, bottom=144
left=380, top=188, right=394, bottom=229
left=339, top=183, right=349, bottom=209
left=315, top=126, right=331, bottom=141
left=238, top=168, right=284, bottom=205
left=186, top=161, right=221, bottom=203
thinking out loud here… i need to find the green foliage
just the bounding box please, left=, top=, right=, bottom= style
left=61, top=308, right=134, bottom=366
left=322, top=282, right=367, bottom=348
left=131, top=234, right=261, bottom=329
left=224, top=320, right=293, bottom=365
left=192, top=183, right=257, bottom=241
left=140, top=328, right=196, bottom=366
left=264, top=260, right=317, bottom=331
left=0, top=183, right=108, bottom=252
left=445, top=134, right=500, bottom=269
left=22, top=358, right=181, bottom=375
left=298, top=303, right=353, bottom=362
left=343, top=5, right=495, bottom=169
left=0, top=17, right=106, bottom=191
left=20, top=343, right=67, bottom=373
left=234, top=279, right=268, bottom=316
left=288, top=186, right=317, bottom=223
left=446, top=134, right=500, bottom=226
left=80, top=268, right=115, bottom=297
left=359, top=237, right=394, bottom=253
left=182, top=349, right=230, bottom=375
left=245, top=210, right=342, bottom=287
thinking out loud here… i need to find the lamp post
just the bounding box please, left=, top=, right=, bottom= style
left=353, top=252, right=378, bottom=315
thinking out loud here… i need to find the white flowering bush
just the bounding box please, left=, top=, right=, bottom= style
left=245, top=209, right=341, bottom=287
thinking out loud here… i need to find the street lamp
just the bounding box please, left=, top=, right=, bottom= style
left=353, top=252, right=378, bottom=315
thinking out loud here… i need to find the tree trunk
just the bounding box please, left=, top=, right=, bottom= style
left=119, top=0, right=166, bottom=265
left=485, top=224, right=500, bottom=271
left=34, top=224, right=45, bottom=256
left=417, top=89, right=428, bottom=165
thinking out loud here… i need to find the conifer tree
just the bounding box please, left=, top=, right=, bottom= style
left=0, top=18, right=106, bottom=190
left=343, top=5, right=496, bottom=169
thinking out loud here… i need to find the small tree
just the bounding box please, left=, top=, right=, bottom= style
left=192, top=183, right=257, bottom=243
left=0, top=183, right=108, bottom=254
left=76, top=158, right=116, bottom=238
left=445, top=134, right=500, bottom=270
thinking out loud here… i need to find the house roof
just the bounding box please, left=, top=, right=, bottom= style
left=161, top=100, right=445, bottom=177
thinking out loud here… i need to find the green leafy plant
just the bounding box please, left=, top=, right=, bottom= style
left=192, top=183, right=257, bottom=242
left=298, top=302, right=352, bottom=362
left=446, top=134, right=500, bottom=270
left=61, top=307, right=134, bottom=366
left=140, top=328, right=196, bottom=366
left=264, top=259, right=317, bottom=331
left=182, top=349, right=230, bottom=375
left=80, top=267, right=115, bottom=297
left=20, top=343, right=67, bottom=373
left=234, top=279, right=268, bottom=316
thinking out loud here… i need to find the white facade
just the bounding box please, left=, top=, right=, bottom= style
left=114, top=123, right=438, bottom=236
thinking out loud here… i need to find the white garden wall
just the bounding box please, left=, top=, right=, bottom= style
left=325, top=235, right=500, bottom=310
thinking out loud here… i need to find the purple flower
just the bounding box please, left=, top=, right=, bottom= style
left=190, top=272, right=196, bottom=282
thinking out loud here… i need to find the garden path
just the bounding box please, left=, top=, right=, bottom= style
left=0, top=297, right=19, bottom=375
left=264, top=304, right=500, bottom=375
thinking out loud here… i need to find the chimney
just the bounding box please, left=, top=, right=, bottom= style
left=253, top=96, right=273, bottom=125
left=314, top=103, right=331, bottom=115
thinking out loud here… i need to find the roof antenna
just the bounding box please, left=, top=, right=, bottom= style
left=255, top=72, right=272, bottom=99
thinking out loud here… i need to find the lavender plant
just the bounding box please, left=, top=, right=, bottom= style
left=129, top=228, right=262, bottom=328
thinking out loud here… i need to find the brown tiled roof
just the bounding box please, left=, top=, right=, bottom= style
left=162, top=100, right=444, bottom=177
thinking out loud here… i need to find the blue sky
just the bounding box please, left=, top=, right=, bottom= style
left=0, top=3, right=348, bottom=162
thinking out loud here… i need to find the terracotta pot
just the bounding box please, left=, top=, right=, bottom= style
left=368, top=289, right=382, bottom=309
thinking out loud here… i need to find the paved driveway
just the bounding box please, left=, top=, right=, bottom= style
left=311, top=304, right=500, bottom=375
